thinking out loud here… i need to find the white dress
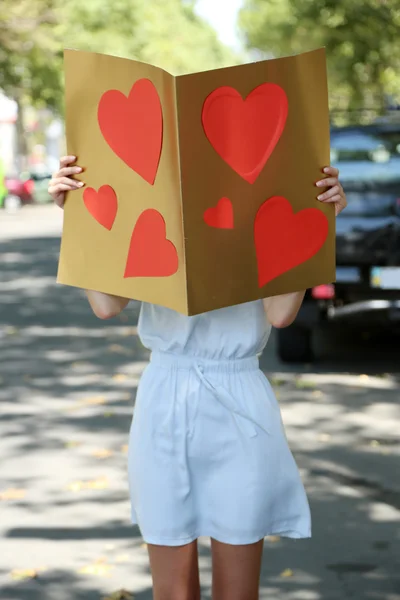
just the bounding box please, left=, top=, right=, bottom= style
left=127, top=300, right=311, bottom=546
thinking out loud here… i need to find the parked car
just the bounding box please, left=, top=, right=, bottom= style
left=277, top=122, right=400, bottom=362
left=3, top=173, right=35, bottom=210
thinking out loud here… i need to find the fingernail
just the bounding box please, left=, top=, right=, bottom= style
left=317, top=194, right=323, bottom=200
left=316, top=181, right=323, bottom=187
left=77, top=181, right=84, bottom=187
left=323, top=167, right=329, bottom=173
left=75, top=167, right=82, bottom=172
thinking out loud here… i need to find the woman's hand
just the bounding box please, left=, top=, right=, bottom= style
left=48, top=155, right=84, bottom=208
left=264, top=165, right=347, bottom=328
left=316, top=166, right=347, bottom=216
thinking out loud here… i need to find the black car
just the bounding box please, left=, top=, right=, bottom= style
left=277, top=122, right=400, bottom=362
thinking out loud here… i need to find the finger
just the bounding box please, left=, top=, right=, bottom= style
left=323, top=166, right=339, bottom=176
left=49, top=182, right=83, bottom=197
left=318, top=194, right=343, bottom=204
left=316, top=176, right=338, bottom=188
left=59, top=155, right=77, bottom=168
left=57, top=166, right=83, bottom=177
left=49, top=183, right=82, bottom=197
left=317, top=185, right=340, bottom=201
left=50, top=176, right=84, bottom=189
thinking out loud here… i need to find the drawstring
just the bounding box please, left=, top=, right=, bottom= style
left=191, top=363, right=271, bottom=438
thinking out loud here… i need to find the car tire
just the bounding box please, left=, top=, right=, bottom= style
left=277, top=325, right=313, bottom=363
left=3, top=194, right=22, bottom=212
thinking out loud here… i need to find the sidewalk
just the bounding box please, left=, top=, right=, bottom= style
left=0, top=206, right=399, bottom=599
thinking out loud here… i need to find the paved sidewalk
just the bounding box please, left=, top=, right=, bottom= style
left=0, top=206, right=399, bottom=599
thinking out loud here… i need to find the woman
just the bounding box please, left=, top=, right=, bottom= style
left=49, top=158, right=346, bottom=600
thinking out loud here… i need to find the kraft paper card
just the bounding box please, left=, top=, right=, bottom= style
left=58, top=48, right=335, bottom=316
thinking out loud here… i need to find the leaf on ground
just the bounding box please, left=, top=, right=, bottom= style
left=359, top=374, right=369, bottom=382
left=64, top=440, right=82, bottom=449
left=266, top=535, right=280, bottom=543
left=91, top=448, right=113, bottom=459
left=0, top=488, right=26, bottom=501
left=108, top=344, right=131, bottom=355
left=85, top=396, right=106, bottom=406
left=78, top=559, right=113, bottom=577
left=67, top=477, right=109, bottom=492
left=311, top=390, right=325, bottom=399
left=103, top=590, right=134, bottom=600
left=66, top=396, right=106, bottom=412
left=280, top=568, right=294, bottom=577
left=11, top=567, right=45, bottom=580
left=6, top=326, right=18, bottom=336
left=270, top=377, right=285, bottom=387
left=112, top=373, right=128, bottom=382
left=295, top=379, right=317, bottom=389
left=121, top=444, right=129, bottom=454
left=121, top=392, right=131, bottom=401
left=115, top=554, right=131, bottom=563
left=318, top=433, right=331, bottom=442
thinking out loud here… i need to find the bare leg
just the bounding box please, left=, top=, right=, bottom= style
left=211, top=538, right=264, bottom=600
left=147, top=540, right=201, bottom=600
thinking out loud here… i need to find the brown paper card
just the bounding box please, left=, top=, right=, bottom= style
left=58, top=48, right=335, bottom=316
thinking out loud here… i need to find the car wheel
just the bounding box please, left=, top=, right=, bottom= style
left=277, top=325, right=313, bottom=363
left=3, top=195, right=22, bottom=212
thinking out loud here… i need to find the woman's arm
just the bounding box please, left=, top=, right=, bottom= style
left=48, top=158, right=131, bottom=321
left=263, top=166, right=347, bottom=329
left=85, top=290, right=130, bottom=320
left=263, top=291, right=306, bottom=329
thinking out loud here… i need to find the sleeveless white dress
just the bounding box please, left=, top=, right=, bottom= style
left=127, top=300, right=311, bottom=546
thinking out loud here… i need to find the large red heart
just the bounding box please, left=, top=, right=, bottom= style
left=254, top=196, right=329, bottom=287
left=98, top=78, right=163, bottom=185
left=124, top=209, right=178, bottom=278
left=83, top=185, right=117, bottom=230
left=204, top=197, right=234, bottom=229
left=202, top=83, right=288, bottom=184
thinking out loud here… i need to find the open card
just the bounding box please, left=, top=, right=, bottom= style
left=58, top=48, right=335, bottom=315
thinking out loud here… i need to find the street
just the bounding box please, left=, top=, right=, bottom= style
left=0, top=204, right=399, bottom=600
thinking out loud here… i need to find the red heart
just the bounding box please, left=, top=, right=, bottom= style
left=124, top=209, right=178, bottom=278
left=83, top=185, right=117, bottom=230
left=254, top=196, right=329, bottom=287
left=98, top=79, right=163, bottom=185
left=202, top=83, right=288, bottom=184
left=204, top=197, right=234, bottom=229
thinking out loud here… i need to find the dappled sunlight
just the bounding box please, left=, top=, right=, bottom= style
left=1, top=215, right=399, bottom=599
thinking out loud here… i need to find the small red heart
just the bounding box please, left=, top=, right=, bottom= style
left=204, top=197, right=234, bottom=229
left=254, top=196, right=329, bottom=287
left=202, top=83, right=288, bottom=184
left=124, top=209, right=179, bottom=278
left=98, top=78, right=163, bottom=185
left=83, top=185, right=117, bottom=230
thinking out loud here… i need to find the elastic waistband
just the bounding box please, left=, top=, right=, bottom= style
left=149, top=350, right=259, bottom=373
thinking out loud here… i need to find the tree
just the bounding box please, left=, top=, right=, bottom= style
left=0, top=0, right=238, bottom=165
left=239, top=0, right=400, bottom=122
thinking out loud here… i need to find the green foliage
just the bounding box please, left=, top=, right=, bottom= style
left=0, top=0, right=238, bottom=112
left=239, top=0, right=400, bottom=121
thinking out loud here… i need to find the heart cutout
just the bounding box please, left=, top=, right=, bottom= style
left=254, top=196, right=329, bottom=287
left=98, top=79, right=163, bottom=185
left=83, top=185, right=117, bottom=230
left=202, top=83, right=288, bottom=184
left=204, top=197, right=234, bottom=229
left=124, top=209, right=178, bottom=278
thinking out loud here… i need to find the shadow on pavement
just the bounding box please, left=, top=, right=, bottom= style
left=1, top=234, right=399, bottom=600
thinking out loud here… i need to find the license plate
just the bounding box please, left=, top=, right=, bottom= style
left=336, top=267, right=361, bottom=283
left=370, top=267, right=400, bottom=290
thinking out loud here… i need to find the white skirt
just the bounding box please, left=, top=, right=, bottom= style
left=127, top=350, right=311, bottom=546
